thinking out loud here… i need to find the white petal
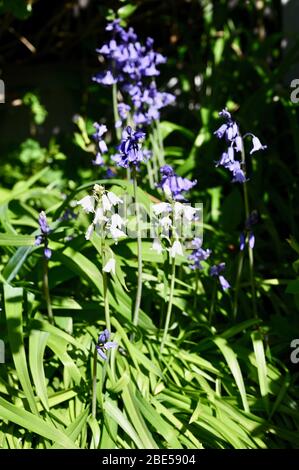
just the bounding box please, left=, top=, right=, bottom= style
left=159, top=216, right=172, bottom=229
left=107, top=191, right=123, bottom=205
left=77, top=195, right=95, bottom=213
left=109, top=226, right=126, bottom=240
left=153, top=202, right=171, bottom=215
left=183, top=205, right=198, bottom=221
left=152, top=238, right=163, bottom=254
left=110, top=213, right=124, bottom=228
left=103, top=258, right=116, bottom=275
left=85, top=224, right=94, bottom=240
left=170, top=240, right=183, bottom=258
left=102, top=194, right=112, bottom=212
left=173, top=202, right=184, bottom=219
left=94, top=207, right=108, bottom=225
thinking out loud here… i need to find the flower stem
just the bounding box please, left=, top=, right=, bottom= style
left=112, top=82, right=121, bottom=141
left=101, top=240, right=111, bottom=332
left=91, top=345, right=98, bottom=418
left=160, top=256, right=176, bottom=353
left=209, top=280, right=217, bottom=325
left=155, top=119, right=166, bottom=167
left=193, top=269, right=199, bottom=311
left=240, top=141, right=258, bottom=319
left=233, top=250, right=244, bottom=319
left=132, top=168, right=143, bottom=332
left=113, top=83, right=131, bottom=181
left=42, top=257, right=54, bottom=324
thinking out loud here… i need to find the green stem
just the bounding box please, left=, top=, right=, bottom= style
left=132, top=168, right=143, bottom=331
left=101, top=239, right=111, bottom=332
left=112, top=83, right=121, bottom=141
left=146, top=159, right=155, bottom=189
left=233, top=250, right=244, bottom=319
left=193, top=269, right=199, bottom=311
left=91, top=345, right=97, bottom=418
left=209, top=280, right=217, bottom=325
left=240, top=141, right=258, bottom=318
left=155, top=119, right=166, bottom=167
left=160, top=256, right=176, bottom=353
left=113, top=83, right=130, bottom=180
left=43, top=257, right=54, bottom=324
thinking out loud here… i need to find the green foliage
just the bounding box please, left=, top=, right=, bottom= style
left=0, top=0, right=299, bottom=450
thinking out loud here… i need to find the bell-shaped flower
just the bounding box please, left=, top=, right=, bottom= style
left=170, top=240, right=183, bottom=258
left=152, top=238, right=163, bottom=254
left=249, top=135, right=267, bottom=155
left=77, top=195, right=95, bottom=213
left=107, top=191, right=123, bottom=206
left=103, top=257, right=116, bottom=275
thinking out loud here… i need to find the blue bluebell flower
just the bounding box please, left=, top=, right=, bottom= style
left=210, top=262, right=230, bottom=290
left=188, top=238, right=211, bottom=270
left=240, top=210, right=258, bottom=251
left=93, top=20, right=175, bottom=128
left=92, top=123, right=108, bottom=166
left=112, top=125, right=146, bottom=168
left=157, top=165, right=197, bottom=200
left=96, top=328, right=117, bottom=360
left=214, top=109, right=266, bottom=184
left=35, top=211, right=52, bottom=259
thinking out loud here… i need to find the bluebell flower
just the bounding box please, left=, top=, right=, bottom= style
left=210, top=262, right=230, bottom=290
left=115, top=103, right=131, bottom=128
left=188, top=238, right=211, bottom=270
left=112, top=125, right=146, bottom=168
left=240, top=210, right=258, bottom=251
left=96, top=328, right=117, bottom=360
left=92, top=123, right=108, bottom=166
left=157, top=165, right=197, bottom=200
left=93, top=20, right=175, bottom=128
left=214, top=109, right=239, bottom=143
left=214, top=109, right=266, bottom=184
left=35, top=211, right=52, bottom=259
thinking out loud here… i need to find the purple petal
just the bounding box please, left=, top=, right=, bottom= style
left=96, top=346, right=107, bottom=360
left=219, top=275, right=230, bottom=290
left=249, top=232, right=255, bottom=249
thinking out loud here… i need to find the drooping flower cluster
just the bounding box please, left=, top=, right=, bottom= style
left=76, top=184, right=126, bottom=243
left=92, top=123, right=108, bottom=166
left=240, top=210, right=259, bottom=251
left=157, top=165, right=197, bottom=201
left=93, top=19, right=175, bottom=127
left=112, top=125, right=146, bottom=168
left=35, top=211, right=52, bottom=260
left=188, top=237, right=211, bottom=270
left=96, top=328, right=117, bottom=360
left=151, top=201, right=199, bottom=258
left=214, top=109, right=267, bottom=183
left=210, top=262, right=230, bottom=290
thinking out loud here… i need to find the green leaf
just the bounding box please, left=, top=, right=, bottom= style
left=29, top=330, right=50, bottom=411
left=159, top=121, right=194, bottom=141
left=0, top=396, right=78, bottom=448
left=118, top=4, right=138, bottom=19
left=122, top=384, right=158, bottom=449
left=103, top=397, right=144, bottom=449
left=4, top=284, right=39, bottom=415
left=213, top=337, right=249, bottom=413
left=0, top=234, right=35, bottom=246
left=2, top=246, right=33, bottom=282
left=251, top=331, right=269, bottom=413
